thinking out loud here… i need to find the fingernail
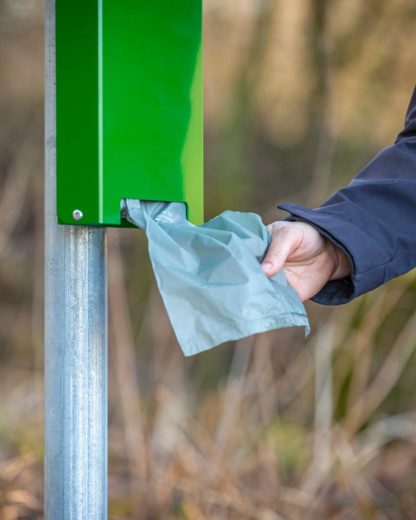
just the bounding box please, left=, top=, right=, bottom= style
left=262, top=262, right=273, bottom=273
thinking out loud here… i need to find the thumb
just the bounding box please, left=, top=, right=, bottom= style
left=261, top=227, right=296, bottom=277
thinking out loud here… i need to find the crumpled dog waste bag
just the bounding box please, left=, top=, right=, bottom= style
left=124, top=199, right=310, bottom=356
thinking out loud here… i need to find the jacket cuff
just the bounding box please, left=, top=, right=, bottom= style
left=278, top=204, right=389, bottom=305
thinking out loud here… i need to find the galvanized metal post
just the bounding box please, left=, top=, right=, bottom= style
left=44, top=1, right=108, bottom=518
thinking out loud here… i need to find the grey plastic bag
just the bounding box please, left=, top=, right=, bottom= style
left=125, top=199, right=309, bottom=356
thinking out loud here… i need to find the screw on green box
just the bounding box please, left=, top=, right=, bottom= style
left=56, top=0, right=203, bottom=226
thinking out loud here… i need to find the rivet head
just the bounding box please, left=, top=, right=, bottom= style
left=72, top=209, right=83, bottom=221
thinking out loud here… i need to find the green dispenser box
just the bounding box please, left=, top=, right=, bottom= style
left=56, top=0, right=203, bottom=226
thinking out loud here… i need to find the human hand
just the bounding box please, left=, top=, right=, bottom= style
left=261, top=221, right=351, bottom=301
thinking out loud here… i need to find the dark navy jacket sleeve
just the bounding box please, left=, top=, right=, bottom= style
left=279, top=87, right=416, bottom=305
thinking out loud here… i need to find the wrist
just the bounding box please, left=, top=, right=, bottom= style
left=326, top=240, right=352, bottom=280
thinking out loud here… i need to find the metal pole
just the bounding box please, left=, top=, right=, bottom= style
left=44, top=1, right=108, bottom=518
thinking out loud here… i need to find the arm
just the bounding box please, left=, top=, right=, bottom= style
left=263, top=87, right=416, bottom=305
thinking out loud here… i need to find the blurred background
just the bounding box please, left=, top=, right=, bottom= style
left=1, top=0, right=416, bottom=518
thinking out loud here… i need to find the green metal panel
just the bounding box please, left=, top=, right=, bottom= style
left=56, top=0, right=203, bottom=226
